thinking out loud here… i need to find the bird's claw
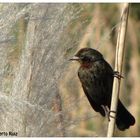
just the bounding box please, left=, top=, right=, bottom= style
left=108, top=110, right=116, bottom=121
left=101, top=106, right=116, bottom=121
left=114, top=71, right=124, bottom=80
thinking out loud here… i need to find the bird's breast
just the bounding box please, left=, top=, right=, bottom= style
left=81, top=62, right=93, bottom=69
left=78, top=66, right=94, bottom=85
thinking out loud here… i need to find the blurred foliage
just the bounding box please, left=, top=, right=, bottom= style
left=131, top=3, right=140, bottom=20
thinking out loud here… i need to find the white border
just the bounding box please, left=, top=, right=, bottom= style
left=0, top=0, right=140, bottom=3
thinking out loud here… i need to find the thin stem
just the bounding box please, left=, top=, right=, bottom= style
left=107, top=3, right=130, bottom=137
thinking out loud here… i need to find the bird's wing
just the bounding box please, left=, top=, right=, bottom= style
left=78, top=60, right=114, bottom=116
left=81, top=84, right=106, bottom=117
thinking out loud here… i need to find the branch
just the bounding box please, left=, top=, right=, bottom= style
left=107, top=3, right=130, bottom=137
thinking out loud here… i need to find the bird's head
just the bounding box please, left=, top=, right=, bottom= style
left=70, top=48, right=103, bottom=68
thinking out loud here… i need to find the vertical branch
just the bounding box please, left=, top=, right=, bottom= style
left=107, top=3, right=130, bottom=137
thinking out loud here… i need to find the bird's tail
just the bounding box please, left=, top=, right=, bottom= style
left=116, top=100, right=135, bottom=131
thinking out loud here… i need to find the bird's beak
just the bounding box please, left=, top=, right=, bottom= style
left=69, top=56, right=80, bottom=61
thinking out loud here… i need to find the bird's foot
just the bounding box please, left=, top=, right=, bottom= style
left=102, top=105, right=109, bottom=117
left=101, top=106, right=117, bottom=121
left=114, top=71, right=124, bottom=80
left=108, top=110, right=116, bottom=121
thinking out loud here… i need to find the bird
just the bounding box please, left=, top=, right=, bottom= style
left=70, top=47, right=135, bottom=131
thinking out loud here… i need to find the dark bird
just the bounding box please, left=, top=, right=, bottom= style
left=70, top=47, right=135, bottom=131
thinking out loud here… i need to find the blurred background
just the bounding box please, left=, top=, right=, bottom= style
left=0, top=3, right=139, bottom=137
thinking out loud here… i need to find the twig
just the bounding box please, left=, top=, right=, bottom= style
left=107, top=3, right=130, bottom=137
